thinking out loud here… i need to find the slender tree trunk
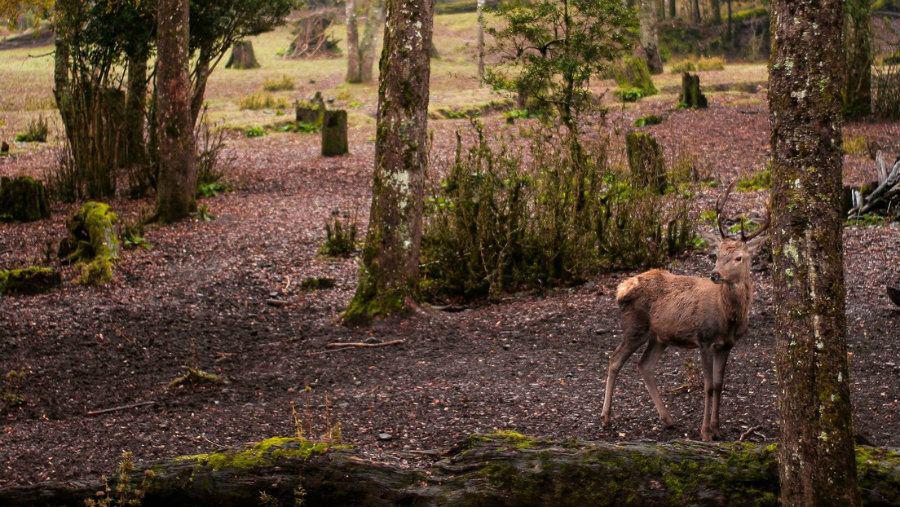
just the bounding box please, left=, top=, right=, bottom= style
left=358, top=0, right=383, bottom=83
left=710, top=0, right=721, bottom=24
left=669, top=0, right=676, bottom=19
left=691, top=0, right=700, bottom=23
left=843, top=0, right=872, bottom=119
left=726, top=0, right=732, bottom=41
left=346, top=0, right=361, bottom=82
left=638, top=0, right=664, bottom=74
left=155, top=0, right=196, bottom=223
left=123, top=50, right=149, bottom=168
left=344, top=0, right=434, bottom=324
left=769, top=1, right=861, bottom=505
left=477, top=0, right=485, bottom=83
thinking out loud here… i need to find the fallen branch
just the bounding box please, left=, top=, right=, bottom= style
left=0, top=433, right=897, bottom=506
left=739, top=425, right=762, bottom=442
left=86, top=400, right=156, bottom=417
left=324, top=339, right=406, bottom=350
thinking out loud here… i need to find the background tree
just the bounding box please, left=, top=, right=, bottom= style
left=843, top=0, right=872, bottom=119
left=345, top=0, right=383, bottom=83
left=156, top=0, right=196, bottom=222
left=638, top=0, right=663, bottom=74
left=477, top=0, right=485, bottom=82
left=486, top=0, right=636, bottom=129
left=769, top=0, right=861, bottom=504
left=343, top=0, right=434, bottom=323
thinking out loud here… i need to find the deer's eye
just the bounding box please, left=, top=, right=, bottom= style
left=734, top=257, right=743, bottom=262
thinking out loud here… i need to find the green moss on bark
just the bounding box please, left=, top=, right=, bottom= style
left=0, top=266, right=61, bottom=295
left=59, top=201, right=120, bottom=285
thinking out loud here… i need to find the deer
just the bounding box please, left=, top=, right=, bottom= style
left=600, top=182, right=769, bottom=441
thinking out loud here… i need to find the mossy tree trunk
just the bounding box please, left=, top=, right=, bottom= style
left=155, top=0, right=197, bottom=223
left=344, top=0, right=434, bottom=324
left=679, top=72, right=707, bottom=108
left=769, top=1, right=861, bottom=505
left=1, top=435, right=898, bottom=506
left=638, top=0, right=663, bottom=74
left=225, top=40, right=260, bottom=69
left=843, top=0, right=872, bottom=119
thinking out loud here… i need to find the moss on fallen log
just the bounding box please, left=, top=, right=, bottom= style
left=0, top=434, right=896, bottom=506
left=0, top=266, right=61, bottom=295
left=57, top=201, right=119, bottom=285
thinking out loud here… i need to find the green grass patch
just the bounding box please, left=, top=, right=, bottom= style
left=238, top=93, right=289, bottom=111
left=262, top=75, right=295, bottom=92
left=736, top=167, right=771, bottom=192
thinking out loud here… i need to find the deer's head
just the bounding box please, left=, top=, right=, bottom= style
left=701, top=182, right=770, bottom=285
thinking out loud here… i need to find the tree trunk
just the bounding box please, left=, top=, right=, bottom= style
left=679, top=72, right=707, bottom=108
left=1, top=435, right=897, bottom=506
left=321, top=109, right=349, bottom=156
left=691, top=0, right=700, bottom=23
left=123, top=50, right=149, bottom=169
left=477, top=0, right=486, bottom=83
left=844, top=0, right=872, bottom=119
left=155, top=0, right=196, bottom=223
left=358, top=0, right=383, bottom=83
left=626, top=132, right=666, bottom=193
left=225, top=40, right=260, bottom=69
left=669, top=0, right=676, bottom=19
left=345, top=0, right=361, bottom=82
left=638, top=0, right=664, bottom=74
left=768, top=1, right=861, bottom=505
left=343, top=0, right=434, bottom=324
left=711, top=0, right=721, bottom=24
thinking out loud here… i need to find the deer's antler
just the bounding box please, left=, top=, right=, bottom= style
left=715, top=181, right=736, bottom=239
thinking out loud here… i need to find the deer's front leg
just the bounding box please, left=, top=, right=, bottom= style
left=710, top=344, right=733, bottom=439
left=699, top=345, right=714, bottom=442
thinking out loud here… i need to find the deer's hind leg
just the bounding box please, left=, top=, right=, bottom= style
left=637, top=340, right=674, bottom=427
left=601, top=314, right=649, bottom=427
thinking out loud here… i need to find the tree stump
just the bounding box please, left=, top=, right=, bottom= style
left=321, top=110, right=348, bottom=157
left=626, top=132, right=667, bottom=193
left=680, top=72, right=708, bottom=109
left=225, top=41, right=260, bottom=69
left=0, top=176, right=50, bottom=222
left=0, top=266, right=61, bottom=295
left=58, top=201, right=120, bottom=285
left=296, top=92, right=326, bottom=127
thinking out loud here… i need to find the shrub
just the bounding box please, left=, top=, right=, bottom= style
left=419, top=125, right=696, bottom=302
left=613, top=56, right=658, bottom=97
left=669, top=59, right=696, bottom=74
left=616, top=87, right=645, bottom=102
left=697, top=56, right=725, bottom=71
left=244, top=125, right=267, bottom=138
left=15, top=115, right=49, bottom=143
left=634, top=115, right=663, bottom=127
left=319, top=212, right=358, bottom=257
left=238, top=93, right=289, bottom=111
left=263, top=74, right=295, bottom=92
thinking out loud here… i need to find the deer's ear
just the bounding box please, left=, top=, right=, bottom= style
left=746, top=234, right=768, bottom=255
left=699, top=229, right=721, bottom=250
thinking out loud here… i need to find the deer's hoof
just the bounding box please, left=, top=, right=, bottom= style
left=700, top=430, right=712, bottom=442
left=601, top=414, right=612, bottom=428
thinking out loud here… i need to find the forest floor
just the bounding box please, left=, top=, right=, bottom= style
left=2, top=17, right=900, bottom=488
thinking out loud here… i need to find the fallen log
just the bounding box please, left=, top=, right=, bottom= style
left=1, top=433, right=897, bottom=506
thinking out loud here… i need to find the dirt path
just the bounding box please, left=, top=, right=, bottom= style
left=1, top=101, right=898, bottom=487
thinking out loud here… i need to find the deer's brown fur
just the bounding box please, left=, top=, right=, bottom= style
left=601, top=184, right=769, bottom=441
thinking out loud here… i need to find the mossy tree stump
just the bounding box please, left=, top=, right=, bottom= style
left=0, top=176, right=50, bottom=222
left=321, top=110, right=348, bottom=157
left=58, top=201, right=120, bottom=285
left=680, top=72, right=708, bottom=109
left=626, top=131, right=667, bottom=193
left=296, top=93, right=326, bottom=128
left=614, top=55, right=658, bottom=97
left=225, top=40, right=260, bottom=69
left=0, top=267, right=61, bottom=295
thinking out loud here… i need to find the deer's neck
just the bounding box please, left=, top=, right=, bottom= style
left=719, top=279, right=752, bottom=329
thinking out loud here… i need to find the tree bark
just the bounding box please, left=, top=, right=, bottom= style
left=638, top=0, right=664, bottom=74
left=691, top=0, right=700, bottom=23
left=346, top=0, right=361, bottom=82
left=123, top=49, right=149, bottom=169
left=843, top=0, right=872, bottom=119
left=155, top=0, right=197, bottom=223
left=1, top=435, right=897, bottom=506
left=225, top=40, right=260, bottom=69
left=768, top=1, right=861, bottom=505
left=669, top=0, right=676, bottom=19
left=346, top=0, right=383, bottom=83
left=711, top=0, right=721, bottom=24
left=343, top=0, right=434, bottom=324
left=477, top=0, right=485, bottom=83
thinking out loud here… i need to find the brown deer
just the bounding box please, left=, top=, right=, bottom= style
left=601, top=183, right=769, bottom=441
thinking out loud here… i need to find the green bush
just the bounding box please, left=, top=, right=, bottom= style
left=238, top=93, right=289, bottom=111
left=420, top=125, right=696, bottom=302
left=616, top=87, right=645, bottom=102
left=613, top=56, right=658, bottom=97
left=319, top=213, right=358, bottom=257
left=244, top=125, right=266, bottom=138
left=262, top=75, right=295, bottom=92
left=634, top=115, right=663, bottom=127
left=669, top=59, right=697, bottom=74
left=15, top=115, right=48, bottom=143
left=697, top=56, right=725, bottom=71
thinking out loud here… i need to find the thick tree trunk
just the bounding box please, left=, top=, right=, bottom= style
left=155, top=0, right=196, bottom=223
left=1, top=435, right=897, bottom=506
left=638, top=0, right=664, bottom=74
left=343, top=0, right=434, bottom=323
left=225, top=40, right=260, bottom=69
left=358, top=0, right=382, bottom=83
left=844, top=0, right=872, bottom=119
left=768, top=1, right=861, bottom=505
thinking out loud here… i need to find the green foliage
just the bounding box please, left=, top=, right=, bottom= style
left=846, top=213, right=888, bottom=227
left=615, top=87, right=644, bottom=102
left=197, top=204, right=216, bottom=221
left=697, top=56, right=725, bottom=71
left=736, top=167, right=771, bottom=192
left=58, top=201, right=120, bottom=285
left=319, top=213, right=358, bottom=257
left=634, top=115, right=663, bottom=127
left=504, top=108, right=532, bottom=123
left=276, top=121, right=319, bottom=133
left=262, top=74, right=295, bottom=91
left=15, top=114, right=48, bottom=143
left=84, top=451, right=150, bottom=507
left=669, top=59, right=696, bottom=74
left=612, top=56, right=658, bottom=98
left=486, top=0, right=637, bottom=126
left=420, top=125, right=696, bottom=302
left=197, top=182, right=229, bottom=198
left=1, top=370, right=27, bottom=412
left=244, top=125, right=267, bottom=138
left=0, top=266, right=60, bottom=295
left=120, top=221, right=150, bottom=250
